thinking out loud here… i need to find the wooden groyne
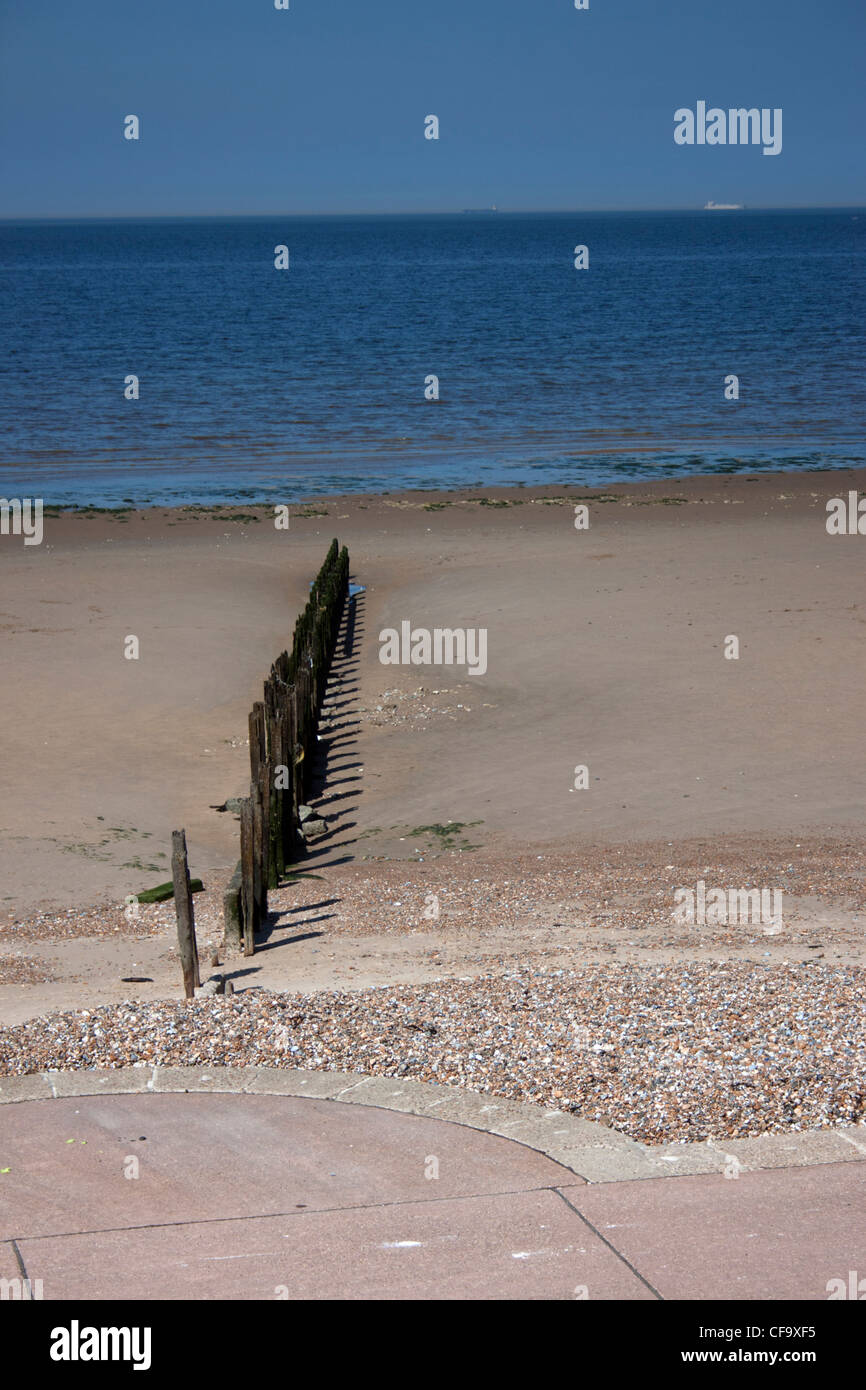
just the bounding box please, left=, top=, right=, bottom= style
left=224, top=539, right=350, bottom=955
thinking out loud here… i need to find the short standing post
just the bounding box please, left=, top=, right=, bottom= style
left=239, top=797, right=256, bottom=956
left=171, top=829, right=200, bottom=997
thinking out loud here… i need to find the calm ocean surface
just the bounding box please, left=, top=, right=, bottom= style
left=1, top=211, right=864, bottom=505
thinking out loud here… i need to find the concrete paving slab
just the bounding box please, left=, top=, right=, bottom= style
left=0, top=1093, right=573, bottom=1243
left=17, top=1189, right=655, bottom=1301
left=716, top=1130, right=863, bottom=1171
left=345, top=1083, right=554, bottom=1144
left=557, top=1146, right=676, bottom=1184
left=489, top=1110, right=637, bottom=1151
left=338, top=1076, right=503, bottom=1117
left=150, top=1065, right=261, bottom=1094
left=244, top=1067, right=362, bottom=1099
left=489, top=1116, right=615, bottom=1160
left=0, top=1241, right=22, bottom=1281
left=323, top=1074, right=436, bottom=1110
left=317, top=1077, right=643, bottom=1156
left=838, top=1126, right=866, bottom=1157
left=334, top=1081, right=609, bottom=1172
left=563, top=1160, right=866, bottom=1300
left=376, top=1087, right=525, bottom=1128
left=0, top=1075, right=53, bottom=1104
left=633, top=1143, right=728, bottom=1178
left=44, top=1068, right=154, bottom=1099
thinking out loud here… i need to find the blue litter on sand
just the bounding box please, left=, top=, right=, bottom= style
left=308, top=582, right=365, bottom=597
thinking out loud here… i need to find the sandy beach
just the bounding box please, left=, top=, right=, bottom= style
left=2, top=468, right=865, bottom=1141
left=2, top=467, right=865, bottom=910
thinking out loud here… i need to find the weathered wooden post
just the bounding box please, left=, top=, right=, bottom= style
left=258, top=763, right=270, bottom=914
left=264, top=676, right=282, bottom=888
left=251, top=771, right=268, bottom=928
left=280, top=697, right=293, bottom=862
left=171, top=829, right=200, bottom=998
left=240, top=797, right=255, bottom=956
left=222, top=860, right=243, bottom=950
left=249, top=702, right=266, bottom=783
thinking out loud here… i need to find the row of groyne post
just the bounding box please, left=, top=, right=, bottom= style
left=223, top=539, right=350, bottom=956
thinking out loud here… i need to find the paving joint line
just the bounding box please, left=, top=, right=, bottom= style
left=8, top=1180, right=571, bottom=1246
left=10, top=1238, right=30, bottom=1283
left=553, top=1186, right=665, bottom=1301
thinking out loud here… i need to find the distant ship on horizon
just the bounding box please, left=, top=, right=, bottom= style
left=704, top=200, right=745, bottom=210
left=462, top=205, right=498, bottom=213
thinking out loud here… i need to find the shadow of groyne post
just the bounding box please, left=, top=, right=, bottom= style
left=222, top=542, right=351, bottom=956
left=305, top=586, right=366, bottom=860
left=244, top=582, right=366, bottom=959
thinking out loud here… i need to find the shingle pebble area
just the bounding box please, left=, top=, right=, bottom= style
left=3, top=836, right=864, bottom=950
left=0, top=903, right=163, bottom=942
left=2, top=961, right=863, bottom=1145
left=263, top=836, right=866, bottom=946
left=0, top=954, right=57, bottom=986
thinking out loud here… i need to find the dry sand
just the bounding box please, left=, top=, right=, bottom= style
left=1, top=468, right=865, bottom=1024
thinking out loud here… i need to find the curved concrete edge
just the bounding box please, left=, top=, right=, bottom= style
left=0, top=1066, right=864, bottom=1184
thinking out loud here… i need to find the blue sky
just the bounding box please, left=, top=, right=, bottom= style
left=1, top=0, right=863, bottom=217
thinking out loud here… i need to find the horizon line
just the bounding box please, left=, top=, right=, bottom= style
left=1, top=203, right=864, bottom=224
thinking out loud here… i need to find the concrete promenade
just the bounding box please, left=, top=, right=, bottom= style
left=1, top=1068, right=863, bottom=1300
